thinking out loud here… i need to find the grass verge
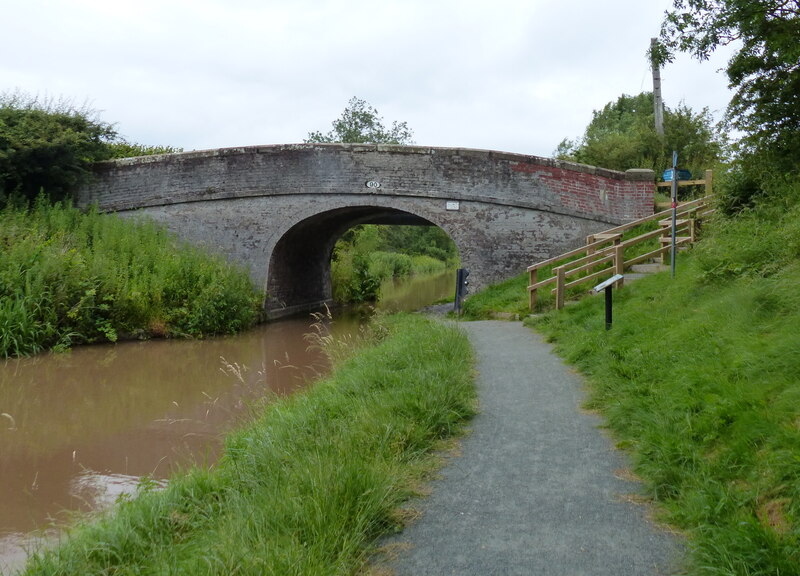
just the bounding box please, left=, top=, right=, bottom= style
left=528, top=192, right=800, bottom=575
left=22, top=313, right=476, bottom=575
left=0, top=198, right=263, bottom=357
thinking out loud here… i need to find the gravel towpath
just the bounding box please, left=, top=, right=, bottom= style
left=379, top=320, right=683, bottom=576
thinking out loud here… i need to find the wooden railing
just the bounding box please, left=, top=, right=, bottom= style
left=528, top=194, right=714, bottom=310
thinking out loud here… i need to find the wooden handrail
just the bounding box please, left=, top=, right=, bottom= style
left=593, top=195, right=712, bottom=240
left=526, top=235, right=620, bottom=272
left=528, top=186, right=714, bottom=310
left=655, top=169, right=713, bottom=192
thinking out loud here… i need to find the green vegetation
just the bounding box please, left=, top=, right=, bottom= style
left=22, top=314, right=476, bottom=575
left=460, top=272, right=529, bottom=319
left=0, top=91, right=182, bottom=206
left=0, top=92, right=116, bottom=204
left=0, top=199, right=262, bottom=358
left=106, top=141, right=182, bottom=159
left=654, top=0, right=799, bottom=177
left=305, top=96, right=414, bottom=145
left=556, top=92, right=723, bottom=179
left=527, top=186, right=800, bottom=574
left=653, top=1, right=798, bottom=212
left=332, top=224, right=458, bottom=303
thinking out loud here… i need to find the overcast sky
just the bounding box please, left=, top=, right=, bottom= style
left=2, top=0, right=735, bottom=159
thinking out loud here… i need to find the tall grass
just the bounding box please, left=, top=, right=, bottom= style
left=0, top=199, right=262, bottom=357
left=22, top=314, right=476, bottom=575
left=529, top=185, right=800, bottom=574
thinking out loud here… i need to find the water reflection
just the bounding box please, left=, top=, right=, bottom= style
left=377, top=268, right=455, bottom=313
left=0, top=270, right=454, bottom=573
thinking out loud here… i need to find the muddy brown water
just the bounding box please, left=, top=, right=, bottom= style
left=0, top=271, right=455, bottom=573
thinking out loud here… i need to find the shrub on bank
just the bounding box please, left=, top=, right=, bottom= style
left=22, top=314, right=476, bottom=575
left=369, top=250, right=413, bottom=279
left=0, top=199, right=262, bottom=357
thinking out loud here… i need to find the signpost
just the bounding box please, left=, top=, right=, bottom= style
left=670, top=151, right=678, bottom=279
left=453, top=268, right=469, bottom=315
left=592, top=274, right=624, bottom=330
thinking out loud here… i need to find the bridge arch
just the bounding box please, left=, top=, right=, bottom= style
left=76, top=143, right=655, bottom=316
left=265, top=204, right=446, bottom=314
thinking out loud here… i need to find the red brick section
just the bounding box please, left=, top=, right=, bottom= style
left=510, top=162, right=653, bottom=221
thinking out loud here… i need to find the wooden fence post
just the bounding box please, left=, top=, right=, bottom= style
left=614, top=245, right=625, bottom=289
left=705, top=169, right=713, bottom=196
left=529, top=268, right=538, bottom=309
left=586, top=234, right=596, bottom=255
left=555, top=266, right=566, bottom=310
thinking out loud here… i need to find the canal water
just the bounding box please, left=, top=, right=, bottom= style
left=0, top=270, right=456, bottom=573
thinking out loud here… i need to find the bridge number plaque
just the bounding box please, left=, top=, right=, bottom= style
left=365, top=180, right=381, bottom=189
left=446, top=201, right=460, bottom=211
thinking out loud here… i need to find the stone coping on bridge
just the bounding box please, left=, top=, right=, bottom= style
left=95, top=142, right=654, bottom=183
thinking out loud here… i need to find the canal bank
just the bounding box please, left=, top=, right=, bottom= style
left=15, top=314, right=475, bottom=575
left=0, top=271, right=456, bottom=574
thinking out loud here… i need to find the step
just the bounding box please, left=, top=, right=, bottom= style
left=630, top=263, right=668, bottom=274
left=622, top=272, right=649, bottom=282
left=659, top=218, right=689, bottom=227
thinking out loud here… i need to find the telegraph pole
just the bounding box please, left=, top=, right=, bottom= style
left=651, top=38, right=665, bottom=136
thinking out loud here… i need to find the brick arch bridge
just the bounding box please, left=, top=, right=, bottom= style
left=76, top=144, right=654, bottom=317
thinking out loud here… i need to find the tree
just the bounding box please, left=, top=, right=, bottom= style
left=305, top=97, right=414, bottom=145
left=0, top=92, right=117, bottom=203
left=555, top=92, right=723, bottom=177
left=652, top=0, right=800, bottom=174
left=0, top=91, right=183, bottom=205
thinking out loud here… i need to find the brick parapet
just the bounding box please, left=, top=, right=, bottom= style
left=81, top=144, right=653, bottom=224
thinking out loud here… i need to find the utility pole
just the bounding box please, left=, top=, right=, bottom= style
left=651, top=37, right=665, bottom=136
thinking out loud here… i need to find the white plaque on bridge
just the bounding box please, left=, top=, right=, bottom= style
left=446, top=201, right=460, bottom=211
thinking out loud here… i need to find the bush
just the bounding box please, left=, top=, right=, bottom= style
left=0, top=93, right=116, bottom=204
left=330, top=223, right=458, bottom=304
left=369, top=251, right=412, bottom=279
left=0, top=91, right=183, bottom=206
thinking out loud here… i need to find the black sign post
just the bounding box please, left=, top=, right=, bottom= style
left=592, top=274, right=624, bottom=330
left=670, top=151, right=678, bottom=279
left=453, top=268, right=470, bottom=315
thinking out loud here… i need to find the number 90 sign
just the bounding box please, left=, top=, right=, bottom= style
left=365, top=180, right=381, bottom=189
